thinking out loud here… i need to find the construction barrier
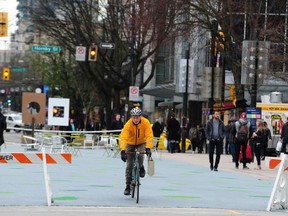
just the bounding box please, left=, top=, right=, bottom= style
left=0, top=149, right=72, bottom=206
left=266, top=153, right=288, bottom=211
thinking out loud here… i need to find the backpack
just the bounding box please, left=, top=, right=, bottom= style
left=237, top=121, right=249, bottom=142
left=189, top=128, right=198, bottom=141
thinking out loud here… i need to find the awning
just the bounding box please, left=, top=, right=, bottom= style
left=140, top=83, right=182, bottom=98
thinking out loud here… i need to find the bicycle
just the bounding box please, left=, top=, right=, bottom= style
left=128, top=147, right=146, bottom=203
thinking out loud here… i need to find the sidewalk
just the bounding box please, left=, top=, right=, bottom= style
left=159, top=150, right=279, bottom=181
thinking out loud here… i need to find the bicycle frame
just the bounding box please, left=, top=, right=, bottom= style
left=129, top=148, right=145, bottom=203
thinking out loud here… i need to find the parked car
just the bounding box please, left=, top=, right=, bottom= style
left=4, top=113, right=23, bottom=133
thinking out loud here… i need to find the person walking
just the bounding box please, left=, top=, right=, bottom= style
left=252, top=120, right=264, bottom=169
left=262, top=121, right=272, bottom=160
left=119, top=107, right=153, bottom=195
left=167, top=113, right=181, bottom=153
left=232, top=112, right=254, bottom=169
left=152, top=118, right=163, bottom=148
left=0, top=108, right=7, bottom=150
left=197, top=123, right=206, bottom=153
left=188, top=124, right=199, bottom=153
left=225, top=118, right=237, bottom=162
left=280, top=117, right=288, bottom=154
left=205, top=111, right=225, bottom=171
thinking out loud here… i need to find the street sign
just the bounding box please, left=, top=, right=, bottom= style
left=129, top=86, right=139, bottom=101
left=100, top=43, right=115, bottom=49
left=75, top=46, right=86, bottom=61
left=32, top=45, right=61, bottom=53
left=11, top=67, right=27, bottom=73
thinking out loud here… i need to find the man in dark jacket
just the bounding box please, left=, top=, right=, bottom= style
left=167, top=113, right=180, bottom=153
left=205, top=111, right=225, bottom=171
left=281, top=117, right=288, bottom=154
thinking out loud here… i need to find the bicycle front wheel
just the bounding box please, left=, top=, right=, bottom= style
left=136, top=180, right=140, bottom=203
left=131, top=182, right=135, bottom=198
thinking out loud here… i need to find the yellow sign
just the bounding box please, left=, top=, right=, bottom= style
left=257, top=103, right=288, bottom=112
left=0, top=12, right=8, bottom=37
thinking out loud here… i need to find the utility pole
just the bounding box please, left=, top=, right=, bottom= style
left=181, top=45, right=190, bottom=153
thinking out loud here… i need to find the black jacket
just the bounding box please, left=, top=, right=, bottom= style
left=205, top=118, right=225, bottom=141
left=167, top=117, right=180, bottom=141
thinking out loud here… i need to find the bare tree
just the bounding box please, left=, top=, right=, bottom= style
left=180, top=0, right=288, bottom=108
left=29, top=0, right=182, bottom=126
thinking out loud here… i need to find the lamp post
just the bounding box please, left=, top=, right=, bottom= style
left=181, top=45, right=190, bottom=153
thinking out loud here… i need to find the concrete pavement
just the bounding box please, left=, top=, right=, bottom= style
left=0, top=142, right=286, bottom=214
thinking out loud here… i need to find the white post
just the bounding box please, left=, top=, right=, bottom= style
left=42, top=148, right=53, bottom=206
left=267, top=153, right=288, bottom=211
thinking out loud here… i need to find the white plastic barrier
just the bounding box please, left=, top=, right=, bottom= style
left=0, top=148, right=72, bottom=206
left=266, top=153, right=288, bottom=211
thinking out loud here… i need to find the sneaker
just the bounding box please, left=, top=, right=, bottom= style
left=140, top=166, right=146, bottom=178
left=243, top=166, right=249, bottom=170
left=124, top=185, right=130, bottom=195
left=214, top=167, right=218, bottom=172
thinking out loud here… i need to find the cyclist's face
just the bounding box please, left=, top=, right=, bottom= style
left=132, top=115, right=141, bottom=124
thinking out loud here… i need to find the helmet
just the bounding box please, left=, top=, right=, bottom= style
left=130, top=107, right=142, bottom=116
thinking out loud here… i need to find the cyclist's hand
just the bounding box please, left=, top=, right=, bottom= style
left=145, top=148, right=152, bottom=157
left=121, top=150, right=127, bottom=162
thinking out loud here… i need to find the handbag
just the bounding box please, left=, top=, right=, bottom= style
left=147, top=156, right=155, bottom=176
left=276, top=140, right=282, bottom=152
left=239, top=144, right=253, bottom=163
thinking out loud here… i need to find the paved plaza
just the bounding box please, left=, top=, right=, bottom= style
left=0, top=142, right=283, bottom=213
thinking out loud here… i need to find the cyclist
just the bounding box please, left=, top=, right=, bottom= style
left=119, top=107, right=153, bottom=195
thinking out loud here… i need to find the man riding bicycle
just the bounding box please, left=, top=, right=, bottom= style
left=119, top=107, right=153, bottom=195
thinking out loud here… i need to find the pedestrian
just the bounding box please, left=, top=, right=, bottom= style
left=152, top=118, right=163, bottom=148
left=188, top=124, right=198, bottom=153
left=197, top=123, right=206, bottom=153
left=262, top=121, right=272, bottom=160
left=111, top=113, right=124, bottom=133
left=225, top=118, right=237, bottom=162
left=280, top=117, right=288, bottom=154
left=232, top=112, right=254, bottom=169
left=0, top=108, right=7, bottom=150
left=166, top=113, right=181, bottom=153
left=119, top=107, right=153, bottom=195
left=205, top=111, right=225, bottom=171
left=252, top=120, right=264, bottom=169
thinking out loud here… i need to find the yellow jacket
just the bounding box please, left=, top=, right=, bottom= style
left=119, top=117, right=153, bottom=151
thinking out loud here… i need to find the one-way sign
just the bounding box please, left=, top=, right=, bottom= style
left=100, top=43, right=115, bottom=49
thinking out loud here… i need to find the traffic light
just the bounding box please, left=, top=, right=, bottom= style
left=6, top=98, right=11, bottom=106
left=88, top=46, right=98, bottom=61
left=2, top=67, right=10, bottom=80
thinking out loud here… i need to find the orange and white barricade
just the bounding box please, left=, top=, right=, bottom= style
left=266, top=153, right=288, bottom=211
left=0, top=148, right=72, bottom=206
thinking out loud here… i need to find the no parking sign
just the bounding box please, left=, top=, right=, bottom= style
left=129, top=86, right=139, bottom=101
left=75, top=46, right=86, bottom=61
